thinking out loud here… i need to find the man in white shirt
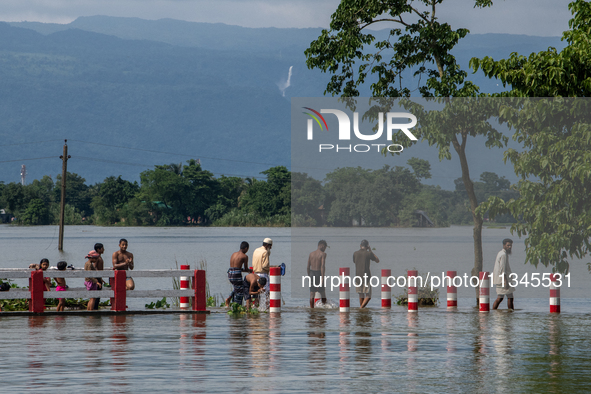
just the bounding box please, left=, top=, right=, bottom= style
left=492, top=238, right=515, bottom=310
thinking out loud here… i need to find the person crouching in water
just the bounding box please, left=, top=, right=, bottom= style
left=84, top=251, right=101, bottom=311
left=55, top=261, right=68, bottom=312
left=243, top=272, right=266, bottom=311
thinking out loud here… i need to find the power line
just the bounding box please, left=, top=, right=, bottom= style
left=0, top=156, right=57, bottom=163
left=68, top=139, right=290, bottom=169
left=0, top=139, right=63, bottom=147
left=75, top=157, right=268, bottom=179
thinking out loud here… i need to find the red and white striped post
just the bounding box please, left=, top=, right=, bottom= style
left=339, top=267, right=350, bottom=313
left=479, top=271, right=490, bottom=312
left=446, top=270, right=457, bottom=308
left=180, top=264, right=190, bottom=308
left=407, top=269, right=418, bottom=313
left=192, top=269, right=206, bottom=311
left=269, top=266, right=281, bottom=313
left=550, top=274, right=561, bottom=313
left=314, top=291, right=321, bottom=305
left=381, top=269, right=392, bottom=308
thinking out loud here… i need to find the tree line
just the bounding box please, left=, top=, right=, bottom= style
left=0, top=157, right=516, bottom=228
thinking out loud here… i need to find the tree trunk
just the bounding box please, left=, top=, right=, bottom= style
left=452, top=133, right=483, bottom=306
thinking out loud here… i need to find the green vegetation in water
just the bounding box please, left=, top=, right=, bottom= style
left=145, top=297, right=170, bottom=309
left=394, top=271, right=440, bottom=306
left=227, top=302, right=259, bottom=315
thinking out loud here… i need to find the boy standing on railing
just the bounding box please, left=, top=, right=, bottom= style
left=112, top=239, right=135, bottom=291
left=55, top=261, right=68, bottom=312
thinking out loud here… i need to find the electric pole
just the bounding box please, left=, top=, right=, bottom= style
left=58, top=140, right=71, bottom=251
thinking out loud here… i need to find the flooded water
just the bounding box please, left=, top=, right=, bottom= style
left=2, top=307, right=591, bottom=392
left=1, top=225, right=591, bottom=392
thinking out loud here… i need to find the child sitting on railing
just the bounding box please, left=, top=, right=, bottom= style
left=40, top=258, right=51, bottom=292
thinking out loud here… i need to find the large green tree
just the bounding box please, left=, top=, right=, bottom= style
left=471, top=0, right=591, bottom=272
left=306, top=0, right=510, bottom=304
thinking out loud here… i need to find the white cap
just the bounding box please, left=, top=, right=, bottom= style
left=263, top=238, right=273, bottom=245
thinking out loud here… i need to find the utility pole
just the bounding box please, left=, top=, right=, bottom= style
left=58, top=140, right=71, bottom=251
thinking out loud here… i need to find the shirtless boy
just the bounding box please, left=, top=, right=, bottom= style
left=225, top=241, right=251, bottom=307
left=307, top=240, right=328, bottom=308
left=112, top=239, right=135, bottom=290
left=243, top=273, right=267, bottom=311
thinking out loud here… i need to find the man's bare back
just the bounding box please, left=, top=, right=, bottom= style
left=230, top=250, right=249, bottom=271
left=308, top=249, right=327, bottom=273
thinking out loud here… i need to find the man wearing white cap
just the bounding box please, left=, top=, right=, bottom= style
left=252, top=238, right=275, bottom=293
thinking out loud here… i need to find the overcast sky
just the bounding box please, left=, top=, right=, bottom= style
left=2, top=0, right=572, bottom=36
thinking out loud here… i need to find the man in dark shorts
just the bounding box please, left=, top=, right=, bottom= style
left=225, top=241, right=251, bottom=306
left=112, top=239, right=135, bottom=290
left=243, top=272, right=267, bottom=311
left=353, top=239, right=379, bottom=308
left=92, top=243, right=105, bottom=310
left=307, top=240, right=327, bottom=308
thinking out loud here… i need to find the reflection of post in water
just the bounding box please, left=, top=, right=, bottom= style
left=407, top=314, right=418, bottom=352
left=445, top=312, right=455, bottom=353
left=269, top=313, right=281, bottom=371
left=84, top=315, right=105, bottom=373
left=110, top=314, right=129, bottom=387
left=27, top=316, right=47, bottom=387
left=354, top=311, right=373, bottom=366
left=491, top=311, right=514, bottom=392
left=548, top=315, right=563, bottom=382
left=250, top=315, right=270, bottom=377
left=229, top=316, right=250, bottom=373
left=380, top=312, right=392, bottom=354
left=191, top=314, right=207, bottom=370
left=406, top=313, right=418, bottom=392
left=468, top=314, right=488, bottom=388
left=307, top=310, right=327, bottom=367
left=338, top=313, right=350, bottom=375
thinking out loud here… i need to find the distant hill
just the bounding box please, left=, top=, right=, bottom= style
left=1, top=17, right=565, bottom=188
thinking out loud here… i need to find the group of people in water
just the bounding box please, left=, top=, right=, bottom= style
left=26, top=239, right=135, bottom=311
left=224, top=237, right=514, bottom=311
left=224, top=237, right=381, bottom=310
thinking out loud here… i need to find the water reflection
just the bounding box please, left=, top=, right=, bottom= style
left=354, top=311, right=373, bottom=370
left=228, top=315, right=250, bottom=374
left=491, top=311, right=514, bottom=393
left=269, top=313, right=281, bottom=372
left=307, top=310, right=327, bottom=368
left=338, top=313, right=350, bottom=376
left=470, top=313, right=489, bottom=387
left=250, top=315, right=270, bottom=377
left=110, top=315, right=129, bottom=388
left=84, top=315, right=105, bottom=374
left=547, top=315, right=563, bottom=388
left=27, top=316, right=47, bottom=389
left=191, top=314, right=207, bottom=370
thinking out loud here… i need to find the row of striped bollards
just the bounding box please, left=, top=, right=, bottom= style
left=217, top=266, right=561, bottom=314
left=336, top=269, right=562, bottom=314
